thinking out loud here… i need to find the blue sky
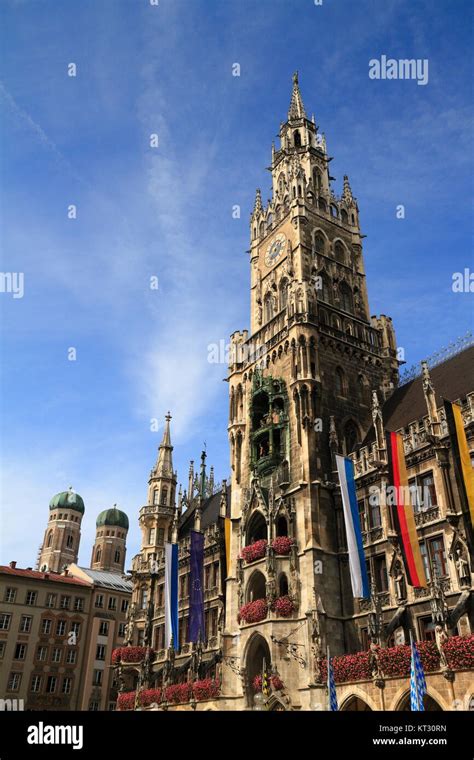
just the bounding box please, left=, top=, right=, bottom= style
left=1, top=0, right=473, bottom=568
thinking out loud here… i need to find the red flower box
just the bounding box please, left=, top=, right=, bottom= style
left=140, top=688, right=162, bottom=707
left=112, top=646, right=154, bottom=664
left=165, top=682, right=192, bottom=704
left=117, top=691, right=136, bottom=711
left=271, top=596, right=295, bottom=618
left=241, top=539, right=267, bottom=564
left=238, top=598, right=268, bottom=624
left=317, top=635, right=474, bottom=684
left=192, top=678, right=220, bottom=701
left=253, top=674, right=285, bottom=692
left=443, top=634, right=474, bottom=670
left=271, top=536, right=294, bottom=556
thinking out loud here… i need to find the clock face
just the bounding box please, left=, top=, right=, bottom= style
left=265, top=233, right=286, bottom=267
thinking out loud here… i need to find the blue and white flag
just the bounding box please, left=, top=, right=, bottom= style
left=327, top=647, right=338, bottom=711
left=164, top=542, right=179, bottom=649
left=336, top=455, right=370, bottom=599
left=410, top=632, right=426, bottom=711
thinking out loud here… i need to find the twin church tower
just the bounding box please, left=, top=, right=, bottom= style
left=37, top=488, right=129, bottom=575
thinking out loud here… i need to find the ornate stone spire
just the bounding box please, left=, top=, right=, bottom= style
left=371, top=390, right=385, bottom=455
left=421, top=360, right=440, bottom=436
left=342, top=175, right=354, bottom=203
left=188, top=460, right=194, bottom=503
left=288, top=71, right=306, bottom=120
left=253, top=188, right=263, bottom=215
left=155, top=412, right=174, bottom=478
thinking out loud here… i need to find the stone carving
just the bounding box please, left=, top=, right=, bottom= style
left=455, top=547, right=471, bottom=588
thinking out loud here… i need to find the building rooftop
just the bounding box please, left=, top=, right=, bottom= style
left=384, top=344, right=474, bottom=431
left=362, top=344, right=474, bottom=445
left=77, top=566, right=133, bottom=592
left=179, top=484, right=231, bottom=538
left=0, top=564, right=91, bottom=587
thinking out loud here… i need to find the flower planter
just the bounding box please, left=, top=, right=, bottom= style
left=165, top=682, right=192, bottom=704
left=238, top=598, right=268, bottom=624
left=140, top=688, right=162, bottom=707
left=117, top=691, right=136, bottom=711
left=241, top=539, right=267, bottom=564
left=253, top=674, right=285, bottom=693
left=112, top=646, right=154, bottom=664
left=271, top=536, right=294, bottom=556
left=192, top=678, right=220, bottom=701
left=271, top=595, right=295, bottom=618
left=317, top=635, right=474, bottom=684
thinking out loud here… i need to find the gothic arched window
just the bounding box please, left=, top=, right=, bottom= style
left=314, top=233, right=325, bottom=255
left=264, top=293, right=274, bottom=323
left=279, top=279, right=289, bottom=310
left=313, top=169, right=321, bottom=191
left=341, top=209, right=348, bottom=224
left=161, top=486, right=168, bottom=505
left=114, top=550, right=120, bottom=564
left=344, top=420, right=360, bottom=455
left=153, top=488, right=159, bottom=505
left=294, top=130, right=302, bottom=148
left=66, top=534, right=74, bottom=549
left=334, top=242, right=345, bottom=264
left=279, top=574, right=289, bottom=597
left=335, top=367, right=346, bottom=397
left=47, top=531, right=53, bottom=548
left=340, top=282, right=353, bottom=313
left=96, top=547, right=102, bottom=563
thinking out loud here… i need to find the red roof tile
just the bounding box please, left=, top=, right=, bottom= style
left=0, top=566, right=92, bottom=587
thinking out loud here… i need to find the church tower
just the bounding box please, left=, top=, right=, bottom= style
left=223, top=74, right=399, bottom=709
left=139, top=413, right=177, bottom=564
left=91, top=506, right=129, bottom=572
left=37, top=488, right=84, bottom=573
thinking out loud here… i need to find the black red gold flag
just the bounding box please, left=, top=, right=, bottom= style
left=386, top=431, right=427, bottom=587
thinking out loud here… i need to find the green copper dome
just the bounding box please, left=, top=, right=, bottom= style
left=49, top=490, right=85, bottom=514
left=96, top=506, right=129, bottom=530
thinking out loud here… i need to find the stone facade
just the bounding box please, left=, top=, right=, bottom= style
left=118, top=74, right=473, bottom=712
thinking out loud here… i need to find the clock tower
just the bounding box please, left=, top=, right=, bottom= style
left=223, top=73, right=399, bottom=708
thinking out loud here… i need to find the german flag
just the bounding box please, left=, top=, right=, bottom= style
left=443, top=399, right=474, bottom=530
left=386, top=431, right=427, bottom=587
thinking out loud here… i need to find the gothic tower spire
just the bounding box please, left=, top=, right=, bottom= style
left=138, top=413, right=177, bottom=560
left=288, top=71, right=306, bottom=120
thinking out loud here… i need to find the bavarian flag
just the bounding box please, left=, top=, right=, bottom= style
left=386, top=431, right=427, bottom=587
left=443, top=399, right=474, bottom=529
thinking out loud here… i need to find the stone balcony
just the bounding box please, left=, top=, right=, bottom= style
left=414, top=505, right=440, bottom=526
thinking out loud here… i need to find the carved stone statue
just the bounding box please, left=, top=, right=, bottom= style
left=434, top=625, right=449, bottom=669
left=368, top=640, right=383, bottom=679
left=394, top=562, right=407, bottom=603
left=455, top=547, right=470, bottom=587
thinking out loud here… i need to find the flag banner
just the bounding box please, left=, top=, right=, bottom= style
left=410, top=633, right=427, bottom=711
left=164, top=542, right=179, bottom=649
left=386, top=431, right=427, bottom=587
left=224, top=516, right=231, bottom=577
left=444, top=399, right=474, bottom=529
left=327, top=648, right=338, bottom=712
left=336, top=455, right=370, bottom=599
left=189, top=530, right=205, bottom=643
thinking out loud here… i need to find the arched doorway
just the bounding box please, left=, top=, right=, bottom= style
left=396, top=693, right=443, bottom=711
left=341, top=696, right=372, bottom=711
left=245, top=633, right=272, bottom=707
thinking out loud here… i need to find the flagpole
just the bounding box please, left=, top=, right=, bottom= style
left=410, top=630, right=420, bottom=711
